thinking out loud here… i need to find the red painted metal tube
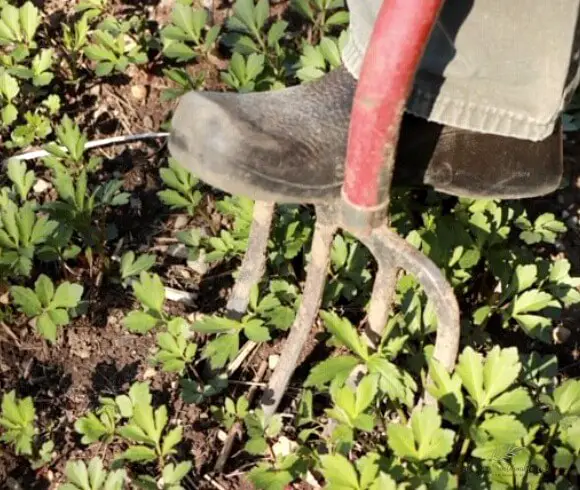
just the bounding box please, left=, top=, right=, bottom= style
left=342, top=0, right=444, bottom=217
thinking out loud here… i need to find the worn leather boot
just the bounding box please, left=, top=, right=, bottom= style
left=168, top=66, right=563, bottom=203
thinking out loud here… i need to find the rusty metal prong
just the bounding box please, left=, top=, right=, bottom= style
left=226, top=201, right=276, bottom=320
left=261, top=205, right=337, bottom=419
left=364, top=257, right=399, bottom=348
left=358, top=225, right=460, bottom=405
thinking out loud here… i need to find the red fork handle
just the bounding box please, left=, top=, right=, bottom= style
left=341, top=0, right=444, bottom=232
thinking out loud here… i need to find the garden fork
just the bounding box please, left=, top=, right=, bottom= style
left=222, top=0, right=461, bottom=418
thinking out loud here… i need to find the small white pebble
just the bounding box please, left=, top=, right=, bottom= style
left=217, top=430, right=228, bottom=442
left=33, top=178, right=51, bottom=194
left=268, top=355, right=280, bottom=370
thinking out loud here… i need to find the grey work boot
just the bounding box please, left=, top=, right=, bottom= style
left=168, top=67, right=563, bottom=203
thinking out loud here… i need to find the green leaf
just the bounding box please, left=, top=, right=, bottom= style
left=387, top=406, right=454, bottom=462
left=482, top=346, right=521, bottom=404
left=162, top=461, right=192, bottom=485
left=320, top=311, right=368, bottom=360
left=243, top=319, right=271, bottom=342
left=35, top=274, right=54, bottom=307
left=193, top=315, right=242, bottom=334
left=161, top=426, right=182, bottom=456
left=479, top=414, right=527, bottom=444
left=426, top=357, right=464, bottom=415
left=512, top=264, right=537, bottom=294
left=1, top=103, right=18, bottom=125
left=304, top=355, right=359, bottom=388
left=487, top=387, right=533, bottom=414
left=513, top=290, right=555, bottom=314
left=51, top=282, right=84, bottom=309
left=10, top=286, right=42, bottom=316
left=119, top=445, right=157, bottom=463
left=456, top=347, right=485, bottom=409
left=554, top=379, right=580, bottom=416
left=132, top=272, right=165, bottom=313
left=553, top=447, right=574, bottom=471
left=36, top=312, right=58, bottom=342
left=63, top=459, right=91, bottom=490
left=74, top=413, right=111, bottom=444
left=123, top=310, right=159, bottom=334
left=320, top=454, right=359, bottom=489
left=244, top=437, right=268, bottom=455
left=19, top=2, right=40, bottom=42
left=120, top=251, right=156, bottom=279
left=355, top=374, right=378, bottom=415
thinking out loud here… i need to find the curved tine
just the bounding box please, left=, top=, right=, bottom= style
left=357, top=225, right=460, bottom=403
left=365, top=257, right=399, bottom=348
left=261, top=204, right=337, bottom=419
left=226, top=201, right=276, bottom=320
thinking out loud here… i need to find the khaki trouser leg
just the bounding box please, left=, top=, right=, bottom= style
left=342, top=0, right=580, bottom=141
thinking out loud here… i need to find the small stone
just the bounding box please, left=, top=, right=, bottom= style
left=131, top=84, right=147, bottom=101
left=217, top=430, right=228, bottom=442
left=268, top=354, right=280, bottom=370
left=187, top=250, right=209, bottom=275
left=143, top=367, right=157, bottom=379
left=168, top=243, right=189, bottom=259
left=174, top=215, right=189, bottom=229
left=33, top=178, right=51, bottom=194
left=553, top=326, right=571, bottom=344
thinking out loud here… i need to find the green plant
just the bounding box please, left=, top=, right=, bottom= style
left=0, top=390, right=54, bottom=469
left=221, top=51, right=265, bottom=92
left=157, top=157, right=202, bottom=215
left=10, top=274, right=84, bottom=342
left=0, top=2, right=41, bottom=58
left=192, top=314, right=270, bottom=369
left=119, top=251, right=156, bottom=286
left=291, top=0, right=349, bottom=40
left=161, top=3, right=220, bottom=62
left=43, top=115, right=102, bottom=174
left=296, top=32, right=347, bottom=82
left=161, top=66, right=205, bottom=101
left=153, top=317, right=197, bottom=374
left=210, top=395, right=250, bottom=431
left=0, top=198, right=59, bottom=277
left=222, top=0, right=291, bottom=87
left=0, top=390, right=36, bottom=455
left=0, top=69, right=19, bottom=126
left=9, top=47, right=54, bottom=86
left=60, top=458, right=127, bottom=490
left=123, top=271, right=168, bottom=333
left=84, top=16, right=148, bottom=76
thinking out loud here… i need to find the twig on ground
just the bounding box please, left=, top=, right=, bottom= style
left=214, top=360, right=269, bottom=473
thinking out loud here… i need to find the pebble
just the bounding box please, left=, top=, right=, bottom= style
left=187, top=250, right=209, bottom=275
left=553, top=326, right=571, bottom=344
left=131, top=84, right=147, bottom=101
left=33, top=178, right=51, bottom=194
left=167, top=243, right=189, bottom=259
left=268, top=354, right=280, bottom=370
left=174, top=215, right=189, bottom=229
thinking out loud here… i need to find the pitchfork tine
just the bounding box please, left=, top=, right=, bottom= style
left=226, top=201, right=275, bottom=319
left=361, top=225, right=460, bottom=402
left=261, top=205, right=336, bottom=418
left=364, top=255, right=398, bottom=347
